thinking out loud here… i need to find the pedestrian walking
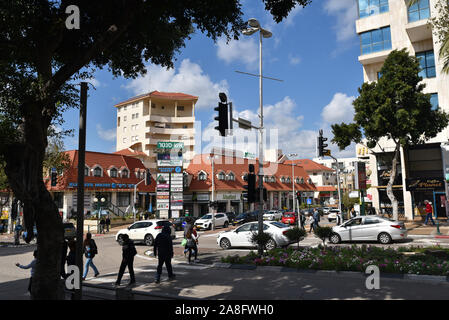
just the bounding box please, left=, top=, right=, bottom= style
left=82, top=233, right=100, bottom=280
left=66, top=240, right=76, bottom=267
left=185, top=226, right=199, bottom=264
left=307, top=213, right=314, bottom=233
left=313, top=208, right=320, bottom=228
left=183, top=216, right=193, bottom=256
left=154, top=225, right=175, bottom=283
left=16, top=250, right=37, bottom=294
left=99, top=218, right=106, bottom=234
left=299, top=212, right=306, bottom=230
left=115, top=234, right=137, bottom=286
left=423, top=200, right=436, bottom=225
left=105, top=216, right=111, bottom=233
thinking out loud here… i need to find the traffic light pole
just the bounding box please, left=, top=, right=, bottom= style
left=330, top=155, right=343, bottom=222
left=257, top=30, right=265, bottom=257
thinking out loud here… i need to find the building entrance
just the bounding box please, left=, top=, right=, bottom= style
left=434, top=192, right=447, bottom=218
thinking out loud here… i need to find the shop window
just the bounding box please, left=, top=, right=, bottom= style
left=117, top=192, right=131, bottom=207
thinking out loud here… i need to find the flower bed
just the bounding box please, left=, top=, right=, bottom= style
left=221, top=245, right=449, bottom=276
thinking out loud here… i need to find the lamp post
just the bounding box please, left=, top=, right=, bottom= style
left=243, top=18, right=272, bottom=256
left=288, top=153, right=298, bottom=213
left=208, top=154, right=218, bottom=230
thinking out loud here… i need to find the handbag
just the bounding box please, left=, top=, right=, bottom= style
left=181, top=238, right=187, bottom=246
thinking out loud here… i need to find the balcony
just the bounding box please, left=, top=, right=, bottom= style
left=147, top=114, right=195, bottom=123
left=358, top=49, right=392, bottom=65
left=150, top=127, right=195, bottom=135
left=406, top=19, right=432, bottom=42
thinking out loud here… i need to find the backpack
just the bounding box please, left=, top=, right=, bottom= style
left=130, top=244, right=137, bottom=257
left=91, top=240, right=98, bottom=255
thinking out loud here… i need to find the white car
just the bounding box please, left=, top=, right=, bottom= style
left=263, top=210, right=283, bottom=221
left=195, top=213, right=229, bottom=230
left=322, top=207, right=331, bottom=214
left=217, top=221, right=294, bottom=250
left=327, top=209, right=341, bottom=222
left=115, top=220, right=176, bottom=246
left=330, top=216, right=407, bottom=244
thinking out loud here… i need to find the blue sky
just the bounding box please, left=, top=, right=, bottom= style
left=61, top=0, right=362, bottom=160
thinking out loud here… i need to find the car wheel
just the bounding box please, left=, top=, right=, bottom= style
left=208, top=224, right=212, bottom=230
left=117, top=234, right=125, bottom=245
left=223, top=221, right=229, bottom=228
left=330, top=233, right=341, bottom=244
left=378, top=232, right=392, bottom=244
left=265, top=239, right=277, bottom=251
left=220, top=238, right=231, bottom=250
left=144, top=234, right=154, bottom=246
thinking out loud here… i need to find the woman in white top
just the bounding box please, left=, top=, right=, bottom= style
left=16, top=250, right=37, bottom=293
left=307, top=214, right=315, bottom=233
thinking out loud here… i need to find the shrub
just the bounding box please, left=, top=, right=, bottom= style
left=284, top=227, right=306, bottom=248
left=250, top=231, right=272, bottom=254
left=314, top=226, right=333, bottom=247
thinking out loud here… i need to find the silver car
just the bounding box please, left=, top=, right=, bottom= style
left=329, top=216, right=407, bottom=244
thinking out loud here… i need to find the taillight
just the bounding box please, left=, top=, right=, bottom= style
left=154, top=226, right=162, bottom=229
left=390, top=225, right=401, bottom=229
left=282, top=230, right=288, bottom=235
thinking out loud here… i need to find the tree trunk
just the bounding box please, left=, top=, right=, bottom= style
left=386, top=143, right=400, bottom=221
left=3, top=102, right=63, bottom=299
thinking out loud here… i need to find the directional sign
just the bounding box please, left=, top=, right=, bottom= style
left=157, top=141, right=184, bottom=149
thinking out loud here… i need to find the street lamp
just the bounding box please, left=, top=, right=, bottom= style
left=207, top=154, right=219, bottom=230
left=243, top=18, right=272, bottom=256
left=288, top=153, right=298, bottom=213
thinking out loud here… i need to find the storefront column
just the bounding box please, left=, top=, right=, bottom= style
left=278, top=191, right=282, bottom=210
left=226, top=200, right=231, bottom=212
left=400, top=146, right=413, bottom=220
left=269, top=192, right=274, bottom=210
left=239, top=199, right=243, bottom=214
left=193, top=203, right=199, bottom=217
left=370, top=153, right=381, bottom=214
left=111, top=192, right=117, bottom=207
left=63, top=192, right=70, bottom=221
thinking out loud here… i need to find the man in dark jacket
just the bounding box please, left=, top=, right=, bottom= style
left=115, top=234, right=137, bottom=286
left=154, top=225, right=175, bottom=283
left=105, top=216, right=111, bottom=233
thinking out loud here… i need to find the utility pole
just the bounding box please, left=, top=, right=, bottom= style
left=74, top=82, right=87, bottom=300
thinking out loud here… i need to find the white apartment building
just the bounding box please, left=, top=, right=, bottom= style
left=115, top=91, right=197, bottom=169
left=356, top=0, right=449, bottom=220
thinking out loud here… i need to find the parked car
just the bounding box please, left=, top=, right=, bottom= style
left=322, top=207, right=331, bottom=214
left=329, top=216, right=407, bottom=244
left=172, top=216, right=197, bottom=231
left=116, top=219, right=176, bottom=246
left=327, top=209, right=341, bottom=222
left=281, top=212, right=297, bottom=225
left=195, top=213, right=229, bottom=230
left=63, top=222, right=76, bottom=239
left=224, top=212, right=237, bottom=224
left=217, top=221, right=294, bottom=250
left=263, top=210, right=283, bottom=221
left=232, top=211, right=258, bottom=226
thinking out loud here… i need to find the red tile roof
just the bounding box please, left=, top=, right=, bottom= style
left=114, top=148, right=147, bottom=157
left=284, top=159, right=334, bottom=172
left=114, top=91, right=198, bottom=107
left=186, top=154, right=316, bottom=193
left=45, top=150, right=155, bottom=192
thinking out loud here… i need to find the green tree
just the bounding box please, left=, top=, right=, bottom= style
left=408, top=0, right=449, bottom=73
left=0, top=0, right=311, bottom=299
left=284, top=226, right=306, bottom=249
left=313, top=226, right=333, bottom=247
left=332, top=49, right=449, bottom=221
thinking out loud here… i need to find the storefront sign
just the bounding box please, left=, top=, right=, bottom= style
left=355, top=161, right=367, bottom=190
left=156, top=184, right=169, bottom=189
left=68, top=182, right=135, bottom=189
left=215, top=193, right=240, bottom=201
left=157, top=203, right=169, bottom=210
left=158, top=160, right=183, bottom=167
left=302, top=192, right=314, bottom=197
left=406, top=178, right=445, bottom=191
left=157, top=192, right=169, bottom=196
left=157, top=141, right=184, bottom=149
left=196, top=194, right=210, bottom=201
left=183, top=194, right=193, bottom=201
left=170, top=187, right=183, bottom=192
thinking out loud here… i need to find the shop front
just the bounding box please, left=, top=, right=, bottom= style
left=406, top=178, right=446, bottom=218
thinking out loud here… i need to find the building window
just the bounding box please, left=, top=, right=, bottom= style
left=417, top=50, right=436, bottom=78
left=286, top=177, right=291, bottom=184
left=177, top=106, right=185, bottom=111
left=93, top=167, right=102, bottom=177
left=124, top=116, right=127, bottom=121
left=121, top=169, right=129, bottom=178
left=242, top=173, right=248, bottom=181
left=135, top=113, right=139, bottom=118
left=408, top=0, right=430, bottom=23
left=131, top=114, right=135, bottom=120
left=264, top=176, right=270, bottom=183
left=53, top=192, right=64, bottom=209
left=84, top=166, right=89, bottom=176
left=360, top=26, right=391, bottom=55
left=280, top=177, right=285, bottom=183
left=271, top=176, right=276, bottom=183
left=123, top=137, right=127, bottom=144
left=198, top=172, right=207, bottom=181
left=227, top=172, right=235, bottom=181
left=124, top=106, right=127, bottom=111
left=295, top=178, right=300, bottom=184
left=358, top=0, right=389, bottom=18
left=123, top=127, right=127, bottom=133
left=217, top=172, right=226, bottom=180
left=430, top=93, right=439, bottom=110
left=117, top=192, right=131, bottom=207
left=161, top=106, right=165, bottom=110
left=117, top=117, right=120, bottom=127
left=300, top=178, right=304, bottom=184
left=110, top=168, right=118, bottom=178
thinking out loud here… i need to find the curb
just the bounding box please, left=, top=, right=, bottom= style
left=212, top=264, right=449, bottom=284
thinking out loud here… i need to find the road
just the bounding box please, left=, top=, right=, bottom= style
left=1, top=219, right=449, bottom=300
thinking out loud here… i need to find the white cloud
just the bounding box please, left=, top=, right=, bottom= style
left=96, top=124, right=116, bottom=142
left=321, top=93, right=355, bottom=124
left=288, top=54, right=301, bottom=65
left=124, top=59, right=229, bottom=109
left=86, top=78, right=101, bottom=88
left=323, top=0, right=358, bottom=42
left=216, top=37, right=259, bottom=70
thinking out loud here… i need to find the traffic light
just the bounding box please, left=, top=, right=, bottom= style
left=214, top=101, right=228, bottom=137
left=255, top=187, right=267, bottom=202
left=296, top=191, right=302, bottom=205
left=244, top=164, right=256, bottom=203
left=146, top=169, right=152, bottom=185
left=51, top=170, right=57, bottom=186
left=317, top=129, right=330, bottom=157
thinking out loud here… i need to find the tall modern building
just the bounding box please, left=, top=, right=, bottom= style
left=355, top=0, right=449, bottom=220
left=114, top=91, right=197, bottom=169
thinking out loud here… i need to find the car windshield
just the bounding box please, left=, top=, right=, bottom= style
left=201, top=214, right=212, bottom=220
left=284, top=214, right=294, bottom=217
left=270, top=222, right=289, bottom=228
left=236, top=213, right=247, bottom=219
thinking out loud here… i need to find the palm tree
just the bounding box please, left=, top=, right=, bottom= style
left=407, top=0, right=449, bottom=73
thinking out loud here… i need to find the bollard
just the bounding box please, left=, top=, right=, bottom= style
left=436, top=220, right=442, bottom=235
